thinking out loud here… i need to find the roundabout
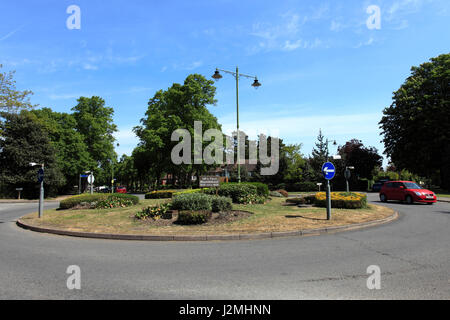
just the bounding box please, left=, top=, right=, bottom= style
left=0, top=194, right=449, bottom=299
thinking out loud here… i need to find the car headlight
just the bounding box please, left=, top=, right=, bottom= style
left=415, top=192, right=423, bottom=196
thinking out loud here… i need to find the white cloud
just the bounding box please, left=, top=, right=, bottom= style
left=114, top=127, right=139, bottom=156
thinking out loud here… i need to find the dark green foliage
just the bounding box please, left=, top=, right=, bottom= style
left=59, top=193, right=139, bottom=209
left=205, top=183, right=258, bottom=204
left=176, top=210, right=212, bottom=225
left=0, top=111, right=64, bottom=198
left=211, top=196, right=233, bottom=212
left=380, top=53, right=450, bottom=189
left=244, top=182, right=270, bottom=197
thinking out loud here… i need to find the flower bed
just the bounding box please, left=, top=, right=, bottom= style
left=314, top=192, right=367, bottom=209
left=59, top=193, right=139, bottom=209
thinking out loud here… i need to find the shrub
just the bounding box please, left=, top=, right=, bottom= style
left=171, top=193, right=213, bottom=211
left=211, top=196, right=233, bottom=212
left=59, top=193, right=139, bottom=209
left=238, top=194, right=266, bottom=204
left=244, top=182, right=270, bottom=197
left=314, top=192, right=368, bottom=209
left=145, top=190, right=175, bottom=199
left=176, top=210, right=212, bottom=225
left=275, top=189, right=289, bottom=197
left=205, top=183, right=258, bottom=204
left=135, top=203, right=172, bottom=220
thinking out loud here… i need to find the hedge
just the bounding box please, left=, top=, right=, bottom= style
left=60, top=193, right=139, bottom=209
left=205, top=183, right=258, bottom=204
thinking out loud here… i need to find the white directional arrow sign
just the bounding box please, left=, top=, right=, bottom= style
left=322, top=162, right=336, bottom=180
left=323, top=167, right=335, bottom=174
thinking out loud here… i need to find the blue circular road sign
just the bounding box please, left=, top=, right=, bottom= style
left=37, top=168, right=44, bottom=183
left=322, top=162, right=336, bottom=180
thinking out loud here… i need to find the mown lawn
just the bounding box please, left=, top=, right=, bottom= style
left=21, top=197, right=395, bottom=236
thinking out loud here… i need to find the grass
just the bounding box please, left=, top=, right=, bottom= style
left=20, top=197, right=395, bottom=236
left=437, top=194, right=450, bottom=198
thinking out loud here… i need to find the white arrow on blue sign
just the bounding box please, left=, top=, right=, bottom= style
left=322, top=162, right=336, bottom=180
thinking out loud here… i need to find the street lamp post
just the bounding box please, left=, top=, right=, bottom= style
left=30, top=162, right=44, bottom=219
left=212, top=67, right=261, bottom=184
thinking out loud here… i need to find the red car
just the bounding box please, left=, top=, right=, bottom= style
left=379, top=181, right=437, bottom=204
left=115, top=186, right=127, bottom=194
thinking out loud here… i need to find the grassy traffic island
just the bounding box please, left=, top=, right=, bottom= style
left=18, top=185, right=396, bottom=240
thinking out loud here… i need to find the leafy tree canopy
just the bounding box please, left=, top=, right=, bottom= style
left=380, top=53, right=450, bottom=188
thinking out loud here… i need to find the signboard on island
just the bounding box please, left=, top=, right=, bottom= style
left=199, top=176, right=220, bottom=188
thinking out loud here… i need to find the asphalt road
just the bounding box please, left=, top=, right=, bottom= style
left=0, top=194, right=449, bottom=300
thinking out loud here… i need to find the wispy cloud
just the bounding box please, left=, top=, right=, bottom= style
left=0, top=25, right=25, bottom=41
left=249, top=11, right=327, bottom=53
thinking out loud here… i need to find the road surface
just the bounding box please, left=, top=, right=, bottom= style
left=0, top=194, right=448, bottom=299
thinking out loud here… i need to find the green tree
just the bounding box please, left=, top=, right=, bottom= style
left=0, top=65, right=37, bottom=114
left=308, top=130, right=329, bottom=182
left=134, top=74, right=221, bottom=187
left=338, top=139, right=383, bottom=180
left=71, top=96, right=118, bottom=184
left=30, top=108, right=94, bottom=192
left=380, top=53, right=450, bottom=189
left=0, top=111, right=64, bottom=198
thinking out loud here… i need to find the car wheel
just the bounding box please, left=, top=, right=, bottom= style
left=380, top=194, right=387, bottom=202
left=405, top=195, right=413, bottom=204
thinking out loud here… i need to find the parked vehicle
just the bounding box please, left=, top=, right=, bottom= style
left=115, top=186, right=127, bottom=194
left=379, top=181, right=437, bottom=204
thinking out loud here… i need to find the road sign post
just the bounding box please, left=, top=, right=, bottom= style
left=37, top=168, right=44, bottom=218
left=322, top=162, right=336, bottom=221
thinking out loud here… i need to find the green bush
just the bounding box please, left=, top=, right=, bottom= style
left=171, top=193, right=213, bottom=211
left=176, top=210, right=212, bottom=225
left=205, top=183, right=258, bottom=204
left=211, top=196, right=233, bottom=212
left=244, top=182, right=270, bottom=197
left=60, top=193, right=139, bottom=209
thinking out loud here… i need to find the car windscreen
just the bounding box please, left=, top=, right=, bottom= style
left=404, top=182, right=422, bottom=189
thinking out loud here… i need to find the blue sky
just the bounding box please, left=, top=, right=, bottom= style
left=1, top=0, right=449, bottom=165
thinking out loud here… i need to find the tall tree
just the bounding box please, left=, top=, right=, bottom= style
left=308, top=130, right=329, bottom=182
left=380, top=53, right=450, bottom=189
left=0, top=65, right=37, bottom=114
left=134, top=74, right=222, bottom=187
left=30, top=108, right=94, bottom=191
left=0, top=111, right=64, bottom=198
left=338, top=139, right=383, bottom=180
left=71, top=96, right=118, bottom=183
